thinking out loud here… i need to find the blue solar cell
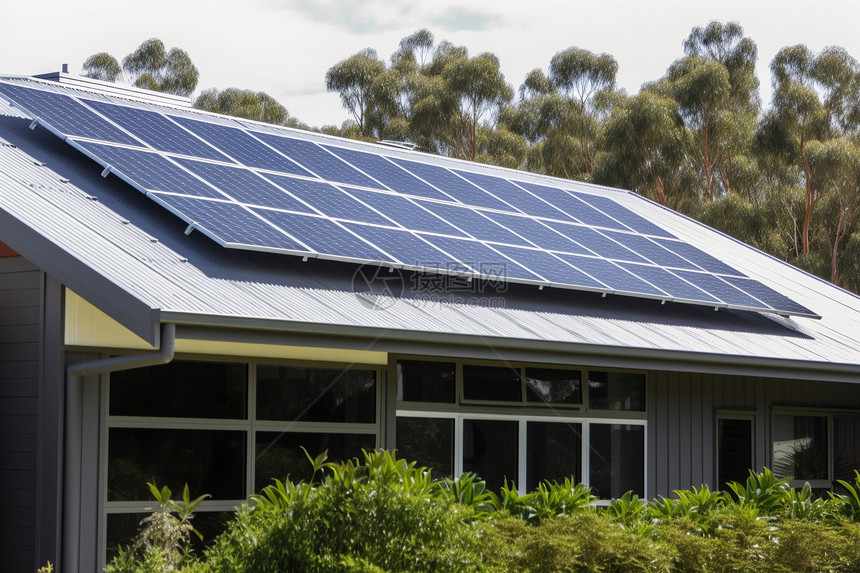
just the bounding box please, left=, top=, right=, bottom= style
left=417, top=202, right=530, bottom=245
left=322, top=146, right=453, bottom=201
left=170, top=116, right=315, bottom=177
left=720, top=276, right=815, bottom=316
left=339, top=223, right=451, bottom=268
left=0, top=82, right=140, bottom=145
left=490, top=245, right=607, bottom=288
left=173, top=159, right=313, bottom=212
left=556, top=255, right=666, bottom=295
left=148, top=193, right=310, bottom=251
left=618, top=263, right=719, bottom=303
left=481, top=212, right=592, bottom=255
left=254, top=210, right=395, bottom=262
left=515, top=181, right=630, bottom=230
left=571, top=191, right=675, bottom=238
left=84, top=100, right=230, bottom=161
left=391, top=159, right=512, bottom=210
left=653, top=238, right=744, bottom=276
left=602, top=231, right=699, bottom=270
left=542, top=221, right=649, bottom=263
left=673, top=270, right=764, bottom=309
left=264, top=174, right=391, bottom=225
left=345, top=190, right=466, bottom=236
left=417, top=235, right=542, bottom=281
left=75, top=142, right=223, bottom=198
left=253, top=133, right=382, bottom=188
left=454, top=171, right=576, bottom=221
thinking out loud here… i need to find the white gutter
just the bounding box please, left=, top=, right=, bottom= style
left=63, top=323, right=175, bottom=573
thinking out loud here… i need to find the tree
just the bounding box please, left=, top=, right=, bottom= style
left=194, top=88, right=301, bottom=127
left=762, top=44, right=860, bottom=254
left=81, top=52, right=121, bottom=82
left=503, top=48, right=618, bottom=179
left=80, top=38, right=199, bottom=97
left=593, top=91, right=692, bottom=209
left=325, top=48, right=399, bottom=139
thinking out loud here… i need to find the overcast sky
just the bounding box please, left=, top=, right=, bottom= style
left=2, top=0, right=859, bottom=127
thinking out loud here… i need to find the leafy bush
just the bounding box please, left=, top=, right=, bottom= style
left=106, top=459, right=860, bottom=573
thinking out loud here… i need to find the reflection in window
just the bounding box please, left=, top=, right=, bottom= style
left=106, top=511, right=232, bottom=563
left=396, top=417, right=454, bottom=478
left=527, top=421, right=582, bottom=490
left=772, top=415, right=828, bottom=480
left=463, top=419, right=518, bottom=491
left=256, top=365, right=376, bottom=423
left=463, top=365, right=521, bottom=401
left=255, top=431, right=375, bottom=490
left=110, top=360, right=248, bottom=419
left=397, top=360, right=456, bottom=403
left=835, top=416, right=860, bottom=483
left=588, top=371, right=645, bottom=411
left=525, top=368, right=582, bottom=405
left=589, top=424, right=644, bottom=498
left=717, top=417, right=753, bottom=489
left=107, top=428, right=246, bottom=501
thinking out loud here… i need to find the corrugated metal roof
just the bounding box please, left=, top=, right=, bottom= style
left=0, top=91, right=858, bottom=378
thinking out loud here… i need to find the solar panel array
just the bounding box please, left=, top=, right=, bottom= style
left=0, top=78, right=817, bottom=318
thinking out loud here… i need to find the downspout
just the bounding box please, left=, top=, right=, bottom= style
left=63, top=323, right=176, bottom=573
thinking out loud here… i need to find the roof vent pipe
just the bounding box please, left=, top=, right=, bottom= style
left=61, top=63, right=68, bottom=74
left=62, top=323, right=176, bottom=573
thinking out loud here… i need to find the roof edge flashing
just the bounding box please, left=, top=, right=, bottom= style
left=30, top=71, right=193, bottom=108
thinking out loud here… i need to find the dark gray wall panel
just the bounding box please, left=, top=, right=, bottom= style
left=0, top=257, right=39, bottom=573
left=648, top=371, right=860, bottom=498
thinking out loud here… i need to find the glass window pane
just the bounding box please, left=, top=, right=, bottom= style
left=462, top=365, right=521, bottom=402
left=835, top=416, right=860, bottom=483
left=527, top=421, right=582, bottom=490
left=396, top=417, right=454, bottom=478
left=106, top=511, right=232, bottom=563
left=107, top=428, right=246, bottom=501
left=463, top=419, right=518, bottom=491
left=717, top=418, right=753, bottom=489
left=525, top=367, right=582, bottom=405
left=255, top=431, right=375, bottom=490
left=772, top=415, right=828, bottom=480
left=589, top=424, right=644, bottom=499
left=256, top=365, right=376, bottom=423
left=397, top=361, right=456, bottom=403
left=588, top=371, right=645, bottom=411
left=109, top=360, right=248, bottom=419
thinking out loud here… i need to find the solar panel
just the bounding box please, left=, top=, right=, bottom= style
left=0, top=78, right=818, bottom=318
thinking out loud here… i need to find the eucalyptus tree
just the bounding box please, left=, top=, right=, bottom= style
left=592, top=91, right=693, bottom=209
left=760, top=44, right=860, bottom=254
left=80, top=38, right=199, bottom=96
left=193, top=87, right=299, bottom=126
left=656, top=22, right=759, bottom=200
left=503, top=47, right=618, bottom=179
left=325, top=48, right=400, bottom=139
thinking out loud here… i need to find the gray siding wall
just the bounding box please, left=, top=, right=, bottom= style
left=0, top=257, right=41, bottom=572
left=648, top=370, right=860, bottom=498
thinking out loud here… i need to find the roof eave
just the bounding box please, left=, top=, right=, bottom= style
left=0, top=208, right=161, bottom=345
left=162, top=311, right=860, bottom=384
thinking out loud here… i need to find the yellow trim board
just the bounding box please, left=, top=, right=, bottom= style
left=64, top=289, right=387, bottom=364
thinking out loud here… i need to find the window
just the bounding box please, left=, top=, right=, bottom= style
left=395, top=359, right=646, bottom=498
left=771, top=409, right=860, bottom=491
left=104, top=359, right=381, bottom=565
left=716, top=414, right=754, bottom=489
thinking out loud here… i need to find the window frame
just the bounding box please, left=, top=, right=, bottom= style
left=392, top=355, right=648, bottom=497
left=715, top=410, right=756, bottom=490
left=99, top=354, right=384, bottom=569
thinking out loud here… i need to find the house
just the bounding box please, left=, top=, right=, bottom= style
left=0, top=71, right=858, bottom=573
